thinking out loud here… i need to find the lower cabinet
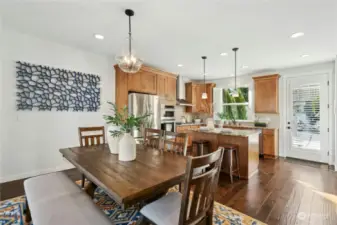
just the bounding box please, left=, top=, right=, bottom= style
left=262, top=129, right=278, bottom=158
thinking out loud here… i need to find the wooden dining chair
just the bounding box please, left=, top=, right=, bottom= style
left=140, top=147, right=225, bottom=225
left=163, top=131, right=188, bottom=156
left=144, top=128, right=163, bottom=149
left=78, top=126, right=105, bottom=188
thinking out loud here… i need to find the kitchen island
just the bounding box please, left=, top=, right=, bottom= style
left=190, top=129, right=260, bottom=179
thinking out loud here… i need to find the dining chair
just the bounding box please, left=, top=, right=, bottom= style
left=163, top=131, right=188, bottom=156
left=144, top=128, right=163, bottom=149
left=140, top=147, right=225, bottom=225
left=78, top=126, right=105, bottom=188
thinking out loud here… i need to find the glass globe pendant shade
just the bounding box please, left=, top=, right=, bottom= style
left=231, top=89, right=239, bottom=98
left=201, top=92, right=208, bottom=99
left=116, top=54, right=143, bottom=73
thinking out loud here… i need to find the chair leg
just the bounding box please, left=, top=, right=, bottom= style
left=81, top=174, right=86, bottom=189
left=139, top=215, right=152, bottom=225
left=229, top=150, right=233, bottom=184
left=235, top=149, right=240, bottom=179
left=206, top=200, right=214, bottom=225
left=25, top=199, right=32, bottom=223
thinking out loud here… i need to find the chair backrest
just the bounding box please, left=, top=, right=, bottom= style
left=163, top=131, right=188, bottom=155
left=144, top=128, right=163, bottom=149
left=78, top=126, right=105, bottom=147
left=179, top=147, right=224, bottom=225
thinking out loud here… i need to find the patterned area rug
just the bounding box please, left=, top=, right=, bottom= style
left=0, top=182, right=265, bottom=225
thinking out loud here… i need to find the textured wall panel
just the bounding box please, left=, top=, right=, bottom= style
left=16, top=61, right=100, bottom=111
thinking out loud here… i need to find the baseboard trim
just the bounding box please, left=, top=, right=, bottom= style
left=0, top=164, right=75, bottom=183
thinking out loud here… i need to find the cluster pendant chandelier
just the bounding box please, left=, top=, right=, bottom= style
left=116, top=9, right=143, bottom=73
left=201, top=56, right=207, bottom=99
left=231, top=47, right=239, bottom=97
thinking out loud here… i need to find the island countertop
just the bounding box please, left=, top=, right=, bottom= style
left=188, top=128, right=261, bottom=137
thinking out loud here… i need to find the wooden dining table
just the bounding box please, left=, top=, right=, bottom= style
left=59, top=144, right=187, bottom=209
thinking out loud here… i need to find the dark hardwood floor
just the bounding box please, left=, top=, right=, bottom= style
left=1, top=157, right=336, bottom=225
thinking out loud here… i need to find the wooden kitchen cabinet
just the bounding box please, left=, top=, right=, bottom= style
left=128, top=71, right=157, bottom=94
left=253, top=74, right=280, bottom=113
left=156, top=74, right=176, bottom=105
left=157, top=75, right=167, bottom=98
left=167, top=76, right=177, bottom=101
left=185, top=82, right=215, bottom=114
left=115, top=66, right=129, bottom=111
left=114, top=65, right=176, bottom=110
left=262, top=129, right=278, bottom=158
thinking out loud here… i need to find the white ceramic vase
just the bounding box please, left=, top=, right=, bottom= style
left=107, top=125, right=121, bottom=154
left=118, top=132, right=136, bottom=161
left=219, top=120, right=224, bottom=129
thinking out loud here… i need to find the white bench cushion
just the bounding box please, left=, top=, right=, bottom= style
left=24, top=172, right=112, bottom=225
left=140, top=192, right=182, bottom=225
left=24, top=172, right=81, bottom=201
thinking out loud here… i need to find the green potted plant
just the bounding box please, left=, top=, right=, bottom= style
left=103, top=102, right=150, bottom=161
left=217, top=111, right=226, bottom=128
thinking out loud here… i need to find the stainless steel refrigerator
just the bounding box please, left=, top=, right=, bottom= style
left=128, top=93, right=161, bottom=139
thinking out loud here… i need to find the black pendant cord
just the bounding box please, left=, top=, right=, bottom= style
left=204, top=58, right=206, bottom=93
left=128, top=15, right=132, bottom=57
left=125, top=9, right=134, bottom=57
left=233, top=48, right=239, bottom=90
left=202, top=56, right=207, bottom=94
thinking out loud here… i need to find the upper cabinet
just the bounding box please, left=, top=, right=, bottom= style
left=185, top=82, right=215, bottom=114
left=114, top=65, right=177, bottom=110
left=253, top=74, right=280, bottom=114
left=128, top=71, right=157, bottom=94
left=156, top=74, right=177, bottom=103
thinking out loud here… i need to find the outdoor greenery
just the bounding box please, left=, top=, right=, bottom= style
left=222, top=88, right=248, bottom=120
left=217, top=112, right=226, bottom=120
left=103, top=102, right=150, bottom=137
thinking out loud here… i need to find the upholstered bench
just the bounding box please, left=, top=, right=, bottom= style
left=24, top=172, right=111, bottom=225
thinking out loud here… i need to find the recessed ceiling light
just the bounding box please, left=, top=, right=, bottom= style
left=291, top=32, right=304, bottom=38
left=301, top=54, right=309, bottom=58
left=94, top=34, right=104, bottom=40
left=229, top=74, right=234, bottom=76
left=242, top=65, right=248, bottom=69
left=220, top=52, right=228, bottom=56
left=177, top=64, right=183, bottom=67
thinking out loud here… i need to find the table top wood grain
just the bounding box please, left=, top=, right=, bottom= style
left=60, top=144, right=187, bottom=206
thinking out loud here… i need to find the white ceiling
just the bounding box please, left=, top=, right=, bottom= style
left=0, top=0, right=336, bottom=79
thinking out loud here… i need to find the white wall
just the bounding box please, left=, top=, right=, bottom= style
left=0, top=17, right=4, bottom=181
left=209, top=61, right=335, bottom=164
left=0, top=26, right=114, bottom=182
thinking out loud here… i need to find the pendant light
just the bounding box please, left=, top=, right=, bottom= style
left=231, top=47, right=239, bottom=97
left=116, top=9, right=143, bottom=73
left=201, top=56, right=208, bottom=99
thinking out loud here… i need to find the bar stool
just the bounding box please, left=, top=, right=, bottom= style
left=220, top=144, right=240, bottom=183
left=191, top=140, right=211, bottom=156
left=191, top=140, right=211, bottom=175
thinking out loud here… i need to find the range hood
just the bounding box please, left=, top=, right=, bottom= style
left=176, top=75, right=194, bottom=106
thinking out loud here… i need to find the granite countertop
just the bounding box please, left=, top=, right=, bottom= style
left=190, top=128, right=261, bottom=137
left=175, top=122, right=206, bottom=126
left=222, top=125, right=277, bottom=130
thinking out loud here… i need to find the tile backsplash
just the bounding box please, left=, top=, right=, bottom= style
left=174, top=106, right=212, bottom=123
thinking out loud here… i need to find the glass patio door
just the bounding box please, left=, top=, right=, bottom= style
left=286, top=74, right=329, bottom=163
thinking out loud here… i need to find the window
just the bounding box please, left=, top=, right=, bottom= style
left=213, top=87, right=250, bottom=120
left=222, top=88, right=249, bottom=120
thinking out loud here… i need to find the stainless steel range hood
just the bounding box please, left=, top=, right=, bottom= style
left=176, top=75, right=194, bottom=106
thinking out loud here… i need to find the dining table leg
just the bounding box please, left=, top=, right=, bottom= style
left=84, top=181, right=97, bottom=198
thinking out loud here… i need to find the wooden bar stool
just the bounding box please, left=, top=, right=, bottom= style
left=219, top=144, right=240, bottom=183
